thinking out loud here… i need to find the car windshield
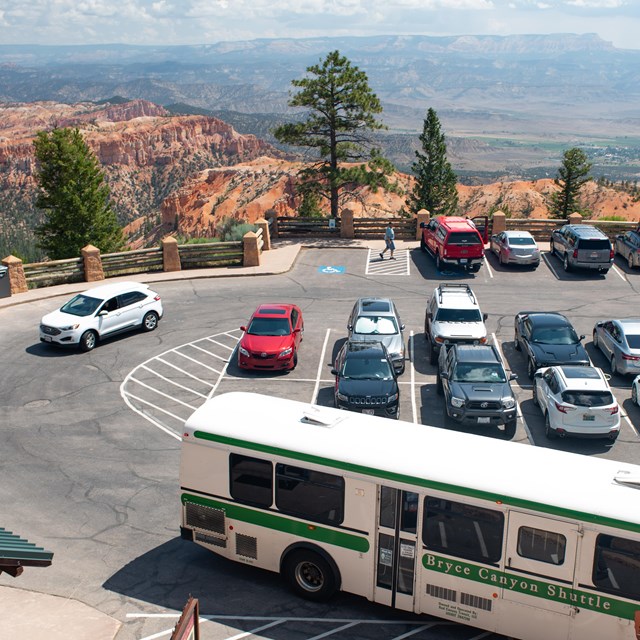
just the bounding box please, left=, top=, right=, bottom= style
left=453, top=363, right=507, bottom=383
left=509, top=237, right=535, bottom=246
left=435, top=308, right=482, bottom=322
left=60, top=294, right=103, bottom=317
left=353, top=315, right=398, bottom=335
left=247, top=317, right=291, bottom=336
left=531, top=326, right=579, bottom=345
left=342, top=357, right=393, bottom=380
left=561, top=390, right=614, bottom=407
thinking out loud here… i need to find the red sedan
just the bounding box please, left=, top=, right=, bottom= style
left=238, top=304, right=304, bottom=371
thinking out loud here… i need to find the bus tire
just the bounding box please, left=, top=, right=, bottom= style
left=282, top=548, right=338, bottom=602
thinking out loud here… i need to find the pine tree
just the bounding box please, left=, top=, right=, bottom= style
left=408, top=108, right=458, bottom=216
left=34, top=127, right=124, bottom=259
left=274, top=50, right=397, bottom=219
left=550, top=147, right=592, bottom=219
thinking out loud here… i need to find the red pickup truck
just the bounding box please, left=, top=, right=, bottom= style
left=420, top=216, right=488, bottom=273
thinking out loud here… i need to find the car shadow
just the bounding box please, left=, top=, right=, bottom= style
left=410, top=248, right=481, bottom=281
left=613, top=254, right=639, bottom=275
left=545, top=252, right=610, bottom=281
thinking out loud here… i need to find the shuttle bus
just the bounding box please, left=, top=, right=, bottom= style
left=179, top=392, right=640, bottom=640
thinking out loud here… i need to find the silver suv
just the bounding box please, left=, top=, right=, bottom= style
left=424, top=284, right=488, bottom=365
left=347, top=297, right=406, bottom=374
left=549, top=224, right=613, bottom=274
left=437, top=343, right=518, bottom=436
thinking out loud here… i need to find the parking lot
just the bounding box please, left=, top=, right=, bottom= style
left=1, top=241, right=639, bottom=640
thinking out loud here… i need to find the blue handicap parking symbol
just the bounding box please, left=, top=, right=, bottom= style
left=318, top=265, right=345, bottom=274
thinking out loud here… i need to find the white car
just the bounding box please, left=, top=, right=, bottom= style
left=490, top=230, right=541, bottom=267
left=533, top=365, right=620, bottom=441
left=632, top=375, right=640, bottom=406
left=40, top=281, right=163, bottom=351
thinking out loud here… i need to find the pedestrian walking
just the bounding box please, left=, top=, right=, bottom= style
left=380, top=220, right=396, bottom=260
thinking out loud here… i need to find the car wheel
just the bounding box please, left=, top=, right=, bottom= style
left=563, top=254, right=571, bottom=272
left=629, top=253, right=634, bottom=269
left=527, top=358, right=536, bottom=379
left=514, top=335, right=521, bottom=351
left=429, top=339, right=438, bottom=365
left=142, top=311, right=159, bottom=332
left=544, top=412, right=557, bottom=440
left=632, top=383, right=638, bottom=406
left=436, top=373, right=444, bottom=395
left=420, top=236, right=427, bottom=252
left=499, top=250, right=506, bottom=265
left=610, top=355, right=618, bottom=376
left=504, top=419, right=517, bottom=439
left=282, top=550, right=337, bottom=602
left=435, top=253, right=442, bottom=270
left=592, top=329, right=599, bottom=348
left=292, top=352, right=298, bottom=370
left=79, top=330, right=97, bottom=352
left=600, top=269, right=609, bottom=275
left=549, top=239, right=555, bottom=256
left=532, top=384, right=539, bottom=406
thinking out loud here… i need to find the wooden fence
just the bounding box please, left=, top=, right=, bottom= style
left=102, top=247, right=164, bottom=278
left=276, top=217, right=341, bottom=237
left=353, top=217, right=416, bottom=239
left=23, top=257, right=84, bottom=288
left=178, top=241, right=244, bottom=269
left=506, top=218, right=637, bottom=241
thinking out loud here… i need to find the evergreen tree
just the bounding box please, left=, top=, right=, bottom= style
left=550, top=147, right=592, bottom=219
left=408, top=108, right=458, bottom=216
left=274, top=50, right=396, bottom=219
left=34, top=127, right=124, bottom=259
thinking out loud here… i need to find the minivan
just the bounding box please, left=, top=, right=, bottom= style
left=549, top=224, right=614, bottom=274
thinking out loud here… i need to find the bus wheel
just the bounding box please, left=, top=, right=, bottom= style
left=283, top=549, right=337, bottom=602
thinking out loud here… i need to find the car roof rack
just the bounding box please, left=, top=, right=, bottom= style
left=436, top=283, right=476, bottom=305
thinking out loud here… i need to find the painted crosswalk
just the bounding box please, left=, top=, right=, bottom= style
left=365, top=248, right=411, bottom=275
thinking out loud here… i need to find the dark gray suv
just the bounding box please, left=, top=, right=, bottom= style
left=549, top=224, right=613, bottom=274
left=437, top=343, right=518, bottom=436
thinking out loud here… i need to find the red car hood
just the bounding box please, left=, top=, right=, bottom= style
left=241, top=333, right=293, bottom=353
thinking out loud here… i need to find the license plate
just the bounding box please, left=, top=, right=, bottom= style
left=362, top=409, right=375, bottom=415
left=478, top=417, right=490, bottom=424
left=43, top=336, right=52, bottom=342
left=590, top=252, right=598, bottom=258
left=583, top=414, right=595, bottom=421
left=460, top=258, right=468, bottom=264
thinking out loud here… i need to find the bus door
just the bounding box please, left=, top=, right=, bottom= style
left=502, top=511, right=580, bottom=638
left=374, top=486, right=419, bottom=612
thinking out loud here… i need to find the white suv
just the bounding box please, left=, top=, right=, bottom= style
left=40, top=281, right=163, bottom=352
left=424, top=283, right=488, bottom=364
left=532, top=365, right=620, bottom=441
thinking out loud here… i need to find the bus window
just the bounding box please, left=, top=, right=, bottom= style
left=593, top=534, right=640, bottom=601
left=275, top=463, right=344, bottom=525
left=379, top=486, right=397, bottom=529
left=401, top=491, right=419, bottom=534
left=423, top=497, right=504, bottom=564
left=229, top=453, right=273, bottom=507
left=517, top=526, right=566, bottom=565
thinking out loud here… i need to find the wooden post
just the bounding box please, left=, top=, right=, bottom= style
left=243, top=231, right=260, bottom=267
left=2, top=255, right=28, bottom=294
left=81, top=245, right=104, bottom=282
left=162, top=236, right=181, bottom=272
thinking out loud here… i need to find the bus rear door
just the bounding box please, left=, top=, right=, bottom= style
left=373, top=486, right=419, bottom=612
left=500, top=511, right=580, bottom=640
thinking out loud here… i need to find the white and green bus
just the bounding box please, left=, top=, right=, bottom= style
left=179, top=392, right=640, bottom=640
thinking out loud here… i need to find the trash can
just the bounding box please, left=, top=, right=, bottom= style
left=0, top=265, right=10, bottom=298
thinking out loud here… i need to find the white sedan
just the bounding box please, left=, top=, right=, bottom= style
left=39, top=281, right=163, bottom=351
left=490, top=230, right=540, bottom=267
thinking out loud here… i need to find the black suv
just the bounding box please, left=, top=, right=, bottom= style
left=331, top=341, right=400, bottom=419
left=437, top=343, right=518, bottom=435
left=549, top=224, right=613, bottom=274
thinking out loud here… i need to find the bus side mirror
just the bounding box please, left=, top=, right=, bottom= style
left=509, top=373, right=518, bottom=381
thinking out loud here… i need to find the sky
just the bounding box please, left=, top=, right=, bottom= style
left=0, top=0, right=638, bottom=50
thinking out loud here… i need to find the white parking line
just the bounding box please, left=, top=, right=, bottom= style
left=611, top=264, right=626, bottom=281
left=542, top=252, right=560, bottom=279
left=155, top=357, right=213, bottom=388
left=308, top=621, right=360, bottom=639
left=492, top=332, right=534, bottom=444
left=173, top=349, right=222, bottom=373
left=128, top=377, right=200, bottom=411
left=205, top=337, right=236, bottom=350
left=185, top=342, right=229, bottom=361
left=483, top=256, right=494, bottom=279
left=623, top=413, right=640, bottom=438
left=225, top=620, right=285, bottom=640
left=120, top=392, right=183, bottom=439
left=312, top=328, right=332, bottom=404
left=409, top=330, right=417, bottom=424
left=140, top=364, right=208, bottom=398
